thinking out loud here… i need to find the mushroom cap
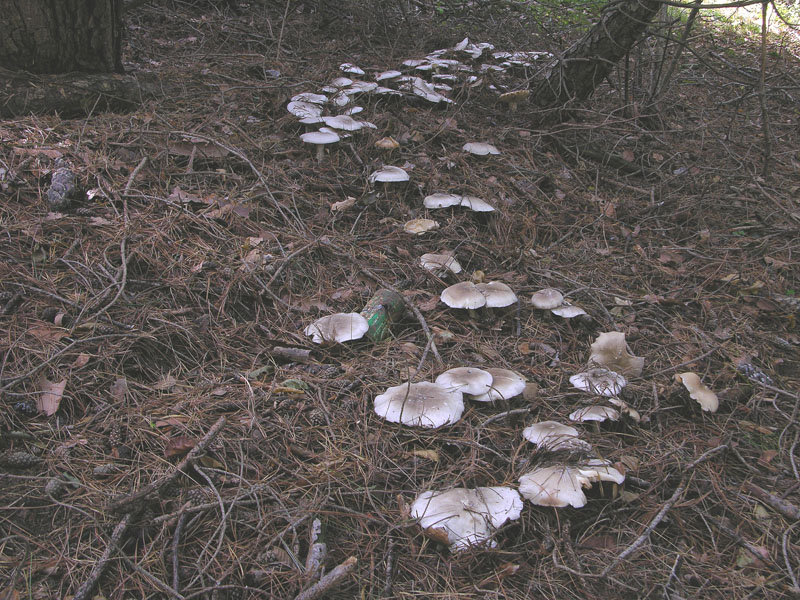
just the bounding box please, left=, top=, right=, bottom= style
left=420, top=252, right=462, bottom=275
left=322, top=115, right=367, bottom=131
left=344, top=81, right=378, bottom=94
left=373, top=381, right=464, bottom=428
left=424, top=193, right=463, bottom=209
left=375, top=136, right=400, bottom=150
left=551, top=303, right=588, bottom=318
left=471, top=368, right=526, bottom=402
left=675, top=372, right=719, bottom=412
left=369, top=166, right=409, bottom=183
left=499, top=90, right=530, bottom=103
left=463, top=142, right=500, bottom=156
left=411, top=486, right=523, bottom=550
left=441, top=281, right=486, bottom=309
left=569, top=368, right=626, bottom=397
left=530, top=288, right=564, bottom=310
left=458, top=195, right=495, bottom=212
left=375, top=69, right=402, bottom=81
left=303, top=312, right=368, bottom=344
left=569, top=405, right=620, bottom=423
left=403, top=219, right=439, bottom=235
left=518, top=465, right=593, bottom=508
left=290, top=92, right=328, bottom=104
left=287, top=101, right=323, bottom=118
left=340, top=62, right=365, bottom=75
left=300, top=130, right=340, bottom=146
left=435, top=367, right=493, bottom=396
left=476, top=281, right=517, bottom=307
left=578, top=458, right=626, bottom=484
left=522, top=421, right=590, bottom=452
left=589, top=332, right=644, bottom=377
left=607, top=397, right=641, bottom=422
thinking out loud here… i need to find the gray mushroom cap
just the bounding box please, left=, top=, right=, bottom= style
left=522, top=421, right=590, bottom=452
left=475, top=281, right=517, bottom=307
left=420, top=253, right=462, bottom=275
left=373, top=381, right=464, bottom=428
left=369, top=166, right=409, bottom=183
left=569, top=405, right=621, bottom=423
left=441, top=281, right=487, bottom=309
left=462, top=142, right=500, bottom=156
left=304, top=312, right=368, bottom=344
left=569, top=368, right=627, bottom=397
left=435, top=367, right=493, bottom=397
left=518, top=465, right=594, bottom=508
left=530, top=288, right=565, bottom=310
left=471, top=368, right=526, bottom=402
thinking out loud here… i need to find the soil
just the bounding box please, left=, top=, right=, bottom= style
left=1, top=2, right=799, bottom=599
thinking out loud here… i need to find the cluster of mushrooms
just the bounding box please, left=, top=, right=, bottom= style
left=295, top=42, right=720, bottom=552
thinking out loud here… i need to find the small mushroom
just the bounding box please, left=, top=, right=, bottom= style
left=290, top=92, right=328, bottom=105
left=569, top=368, right=626, bottom=397
left=322, top=115, right=372, bottom=131
left=675, top=372, right=719, bottom=413
left=369, top=166, right=409, bottom=184
left=518, top=465, right=594, bottom=508
left=550, top=303, right=589, bottom=319
left=300, top=130, right=340, bottom=162
left=375, top=137, right=400, bottom=151
left=471, top=368, right=526, bottom=402
left=403, top=219, right=439, bottom=235
left=373, top=381, right=464, bottom=428
left=304, top=312, right=368, bottom=344
left=340, top=62, right=365, bottom=76
left=589, top=332, right=644, bottom=377
left=420, top=253, right=462, bottom=276
left=498, top=90, right=530, bottom=112
left=458, top=195, right=495, bottom=212
left=607, top=397, right=641, bottom=422
left=287, top=101, right=323, bottom=119
left=375, top=70, right=402, bottom=81
left=462, top=142, right=500, bottom=156
left=578, top=458, right=626, bottom=484
left=530, top=288, right=564, bottom=310
left=522, top=421, right=591, bottom=452
left=568, top=405, right=620, bottom=424
left=411, top=486, right=523, bottom=551
left=441, top=281, right=486, bottom=309
left=475, top=281, right=517, bottom=308
left=435, top=367, right=493, bottom=397
left=424, top=193, right=463, bottom=209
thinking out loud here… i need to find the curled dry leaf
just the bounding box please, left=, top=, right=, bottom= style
left=164, top=436, right=197, bottom=459
left=675, top=372, right=719, bottom=412
left=37, top=377, right=67, bottom=416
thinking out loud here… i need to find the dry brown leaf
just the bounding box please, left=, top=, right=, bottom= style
left=71, top=353, right=91, bottom=368
left=164, top=436, right=197, bottom=459
left=110, top=378, right=128, bottom=403
left=37, top=377, right=67, bottom=416
left=28, top=324, right=67, bottom=342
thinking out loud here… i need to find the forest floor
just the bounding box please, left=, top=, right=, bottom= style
left=1, top=2, right=799, bottom=599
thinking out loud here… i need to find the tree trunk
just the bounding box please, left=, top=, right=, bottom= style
left=531, top=0, right=660, bottom=108
left=0, top=0, right=123, bottom=74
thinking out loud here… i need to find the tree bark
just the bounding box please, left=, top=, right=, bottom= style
left=0, top=0, right=123, bottom=74
left=531, top=0, right=661, bottom=108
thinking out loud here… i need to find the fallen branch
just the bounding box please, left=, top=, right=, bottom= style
left=107, top=417, right=226, bottom=512
left=72, top=513, right=132, bottom=600
left=744, top=481, right=800, bottom=521
left=293, top=556, right=357, bottom=600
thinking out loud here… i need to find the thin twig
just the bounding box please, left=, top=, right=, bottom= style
left=72, top=513, right=132, bottom=600
left=124, top=156, right=148, bottom=195
left=293, top=556, right=357, bottom=600
left=107, top=417, right=226, bottom=512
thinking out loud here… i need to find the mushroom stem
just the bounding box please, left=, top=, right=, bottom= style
left=315, top=145, right=325, bottom=162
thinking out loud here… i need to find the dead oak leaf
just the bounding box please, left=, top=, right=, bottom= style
left=164, top=436, right=197, bottom=459
left=37, top=377, right=67, bottom=416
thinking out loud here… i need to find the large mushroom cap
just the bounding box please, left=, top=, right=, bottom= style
left=569, top=368, right=626, bottom=397
left=589, top=332, right=644, bottom=377
left=471, top=368, right=526, bottom=402
left=373, top=382, right=464, bottom=428
left=435, top=367, right=493, bottom=396
left=287, top=101, right=323, bottom=118
left=441, top=281, right=487, bottom=309
left=518, top=465, right=593, bottom=508
left=411, top=486, right=523, bottom=551
left=458, top=195, right=495, bottom=212
left=569, top=405, right=620, bottom=423
left=675, top=372, right=719, bottom=412
left=476, top=281, right=517, bottom=307
left=522, top=421, right=590, bottom=452
left=304, top=312, right=368, bottom=344
left=369, top=166, right=409, bottom=183
left=462, top=142, right=500, bottom=156
left=530, top=288, right=564, bottom=310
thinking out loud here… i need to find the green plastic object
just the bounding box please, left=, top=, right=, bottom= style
left=360, top=289, right=405, bottom=342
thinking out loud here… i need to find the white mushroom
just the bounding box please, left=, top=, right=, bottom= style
left=369, top=166, right=409, bottom=184
left=589, top=332, right=644, bottom=377
left=569, top=405, right=620, bottom=423
left=420, top=253, right=462, bottom=276
left=375, top=70, right=402, bottom=81
left=522, top=421, right=590, bottom=452
left=435, top=367, right=493, bottom=397
left=340, top=62, right=365, bottom=76
left=424, top=193, right=463, bottom=209
left=300, top=130, right=340, bottom=161
left=462, top=142, right=500, bottom=156
left=530, top=288, right=564, bottom=310
left=518, top=465, right=594, bottom=508
left=441, top=281, right=487, bottom=309
left=373, top=381, right=464, bottom=428
left=471, top=368, right=526, bottom=402
left=458, top=195, right=495, bottom=212
left=290, top=92, right=327, bottom=105
left=411, top=487, right=523, bottom=551
left=578, top=458, right=626, bottom=484
left=607, top=397, right=642, bottom=422
left=287, top=101, right=323, bottom=119
left=569, top=368, right=626, bottom=397
left=304, top=312, right=368, bottom=344
left=675, top=372, right=719, bottom=413
left=551, top=303, right=589, bottom=319
left=475, top=281, right=517, bottom=308
left=322, top=115, right=376, bottom=131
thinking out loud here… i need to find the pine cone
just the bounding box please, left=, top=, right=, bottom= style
left=187, top=487, right=207, bottom=506
left=0, top=451, right=42, bottom=469
left=308, top=408, right=326, bottom=427
left=108, top=422, right=123, bottom=449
